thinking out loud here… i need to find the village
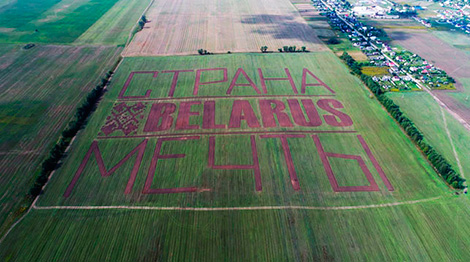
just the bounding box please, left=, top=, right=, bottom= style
left=312, top=0, right=456, bottom=91
left=435, top=0, right=470, bottom=34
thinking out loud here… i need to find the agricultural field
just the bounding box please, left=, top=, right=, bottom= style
left=122, top=0, right=327, bottom=56
left=4, top=52, right=470, bottom=260
left=388, top=92, right=470, bottom=177
left=384, top=27, right=470, bottom=123
left=0, top=44, right=122, bottom=235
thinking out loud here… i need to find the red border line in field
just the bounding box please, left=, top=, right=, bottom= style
left=32, top=196, right=443, bottom=211
left=97, top=130, right=358, bottom=140
left=117, top=94, right=336, bottom=102
left=358, top=135, right=394, bottom=191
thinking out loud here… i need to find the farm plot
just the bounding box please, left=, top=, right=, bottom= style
left=388, top=92, right=470, bottom=177
left=35, top=52, right=447, bottom=209
left=0, top=44, right=122, bottom=234
left=122, top=0, right=326, bottom=56
left=0, top=0, right=119, bottom=43
left=74, top=0, right=152, bottom=45
left=386, top=29, right=470, bottom=124
left=4, top=53, right=470, bottom=261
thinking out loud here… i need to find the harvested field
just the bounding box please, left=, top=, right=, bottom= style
left=122, top=0, right=326, bottom=56
left=387, top=30, right=470, bottom=78
left=35, top=53, right=442, bottom=208
left=0, top=44, right=122, bottom=235
left=294, top=3, right=318, bottom=17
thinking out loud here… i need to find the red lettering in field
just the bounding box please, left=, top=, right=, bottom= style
left=287, top=99, right=322, bottom=127
left=144, top=103, right=176, bottom=132
left=317, top=99, right=353, bottom=127
left=228, top=100, right=261, bottom=128
left=258, top=68, right=298, bottom=94
left=203, top=101, right=226, bottom=129
left=118, top=71, right=157, bottom=99
left=226, top=68, right=261, bottom=95
left=63, top=139, right=148, bottom=198
left=259, top=100, right=294, bottom=127
left=208, top=136, right=262, bottom=191
left=260, top=134, right=305, bottom=190
left=301, top=68, right=335, bottom=94
left=175, top=101, right=201, bottom=130
left=162, top=70, right=193, bottom=97
left=313, top=135, right=380, bottom=192
left=193, top=68, right=228, bottom=96
left=357, top=135, right=394, bottom=191
left=143, top=136, right=200, bottom=194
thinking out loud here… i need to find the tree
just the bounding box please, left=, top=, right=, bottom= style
left=327, top=37, right=340, bottom=45
left=260, top=46, right=268, bottom=53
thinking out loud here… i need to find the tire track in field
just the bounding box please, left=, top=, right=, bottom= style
left=33, top=196, right=443, bottom=211
left=440, top=106, right=465, bottom=180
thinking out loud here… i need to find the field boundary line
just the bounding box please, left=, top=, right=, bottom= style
left=33, top=196, right=443, bottom=211
left=125, top=0, right=155, bottom=47
left=0, top=56, right=126, bottom=245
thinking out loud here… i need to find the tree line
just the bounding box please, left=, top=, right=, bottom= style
left=340, top=52, right=466, bottom=189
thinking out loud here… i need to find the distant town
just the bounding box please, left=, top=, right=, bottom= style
left=313, top=0, right=456, bottom=91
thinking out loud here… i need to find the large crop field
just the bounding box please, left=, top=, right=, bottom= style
left=122, top=0, right=326, bottom=56
left=3, top=52, right=470, bottom=260
left=0, top=44, right=122, bottom=234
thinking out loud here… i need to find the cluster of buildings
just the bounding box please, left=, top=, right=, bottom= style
left=312, top=0, right=455, bottom=91
left=436, top=0, right=470, bottom=34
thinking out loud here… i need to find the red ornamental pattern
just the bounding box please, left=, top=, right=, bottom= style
left=101, top=102, right=146, bottom=136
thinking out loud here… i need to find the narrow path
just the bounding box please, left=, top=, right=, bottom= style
left=33, top=196, right=443, bottom=211
left=440, top=106, right=465, bottom=179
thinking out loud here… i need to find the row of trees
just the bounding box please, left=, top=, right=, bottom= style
left=197, top=49, right=213, bottom=55
left=29, top=68, right=117, bottom=197
left=278, top=46, right=308, bottom=53
left=340, top=52, right=466, bottom=189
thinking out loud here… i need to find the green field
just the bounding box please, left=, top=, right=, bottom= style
left=2, top=0, right=470, bottom=260
left=388, top=92, right=470, bottom=178
left=0, top=44, right=122, bottom=235
left=0, top=0, right=120, bottom=43
left=3, top=53, right=469, bottom=260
